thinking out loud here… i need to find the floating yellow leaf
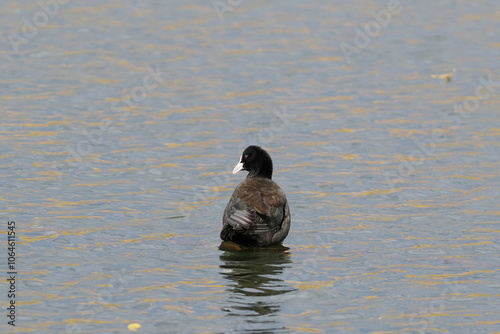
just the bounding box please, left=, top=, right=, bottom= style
left=128, top=323, right=141, bottom=331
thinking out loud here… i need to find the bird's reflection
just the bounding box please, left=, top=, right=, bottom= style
left=219, top=244, right=295, bottom=333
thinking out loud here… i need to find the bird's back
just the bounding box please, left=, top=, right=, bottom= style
left=221, top=177, right=290, bottom=246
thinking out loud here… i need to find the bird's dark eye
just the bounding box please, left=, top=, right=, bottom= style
left=243, top=154, right=248, bottom=159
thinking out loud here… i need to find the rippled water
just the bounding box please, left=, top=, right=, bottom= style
left=1, top=0, right=500, bottom=333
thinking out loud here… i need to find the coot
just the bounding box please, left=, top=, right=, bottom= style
left=221, top=145, right=291, bottom=247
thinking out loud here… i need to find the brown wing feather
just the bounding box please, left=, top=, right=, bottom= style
left=233, top=178, right=286, bottom=215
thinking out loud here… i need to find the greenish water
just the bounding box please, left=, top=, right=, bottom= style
left=1, top=0, right=499, bottom=333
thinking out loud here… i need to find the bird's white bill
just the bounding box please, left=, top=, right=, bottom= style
left=232, top=161, right=244, bottom=174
